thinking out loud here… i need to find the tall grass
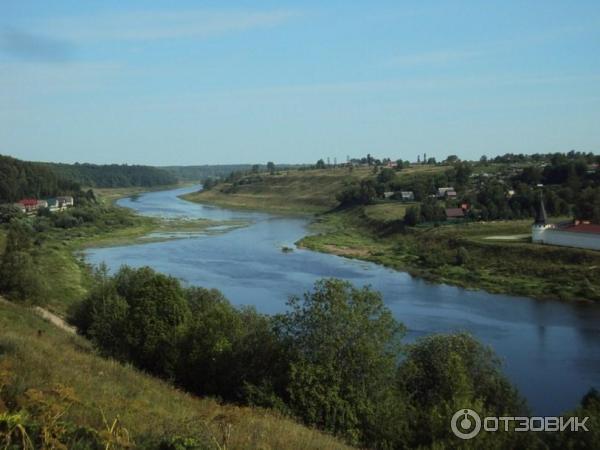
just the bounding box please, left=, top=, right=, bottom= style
left=0, top=301, right=352, bottom=449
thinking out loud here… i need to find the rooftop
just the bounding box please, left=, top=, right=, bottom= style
left=561, top=223, right=600, bottom=235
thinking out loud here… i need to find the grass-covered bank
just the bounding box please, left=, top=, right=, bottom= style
left=298, top=208, right=600, bottom=302
left=181, top=165, right=444, bottom=215
left=0, top=300, right=351, bottom=449
left=0, top=187, right=245, bottom=315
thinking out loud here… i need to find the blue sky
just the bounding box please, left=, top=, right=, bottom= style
left=1, top=1, right=599, bottom=165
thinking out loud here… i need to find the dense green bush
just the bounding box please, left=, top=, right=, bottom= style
left=0, top=221, right=44, bottom=303
left=71, top=268, right=553, bottom=449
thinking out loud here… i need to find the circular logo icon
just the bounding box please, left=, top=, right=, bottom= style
left=451, top=409, right=481, bottom=440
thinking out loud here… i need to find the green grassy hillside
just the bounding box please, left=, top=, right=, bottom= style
left=0, top=300, right=351, bottom=449
left=182, top=167, right=363, bottom=214
left=182, top=165, right=446, bottom=214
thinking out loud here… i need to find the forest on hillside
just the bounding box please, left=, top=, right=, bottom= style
left=44, top=162, right=177, bottom=188
left=1, top=154, right=180, bottom=203
left=0, top=154, right=81, bottom=203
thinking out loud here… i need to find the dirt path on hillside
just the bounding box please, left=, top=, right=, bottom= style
left=0, top=296, right=76, bottom=334
left=34, top=306, right=77, bottom=334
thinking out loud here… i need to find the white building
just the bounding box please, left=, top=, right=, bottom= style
left=531, top=199, right=600, bottom=251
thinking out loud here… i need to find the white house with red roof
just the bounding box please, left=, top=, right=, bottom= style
left=532, top=198, right=600, bottom=251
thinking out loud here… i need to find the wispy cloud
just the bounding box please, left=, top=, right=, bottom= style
left=39, top=9, right=299, bottom=42
left=0, top=28, right=74, bottom=62
left=388, top=49, right=482, bottom=67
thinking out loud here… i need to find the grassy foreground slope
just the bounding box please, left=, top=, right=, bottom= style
left=0, top=301, right=351, bottom=449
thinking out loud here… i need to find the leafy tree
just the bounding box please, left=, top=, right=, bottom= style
left=404, top=205, right=421, bottom=226
left=0, top=204, right=24, bottom=224
left=315, top=159, right=326, bottom=169
left=336, top=180, right=378, bottom=207
left=276, top=279, right=405, bottom=445
left=74, top=266, right=191, bottom=377
left=377, top=168, right=396, bottom=185
left=267, top=161, right=276, bottom=175
left=453, top=161, right=473, bottom=187
left=398, top=333, right=527, bottom=448
left=4, top=220, right=33, bottom=253
left=0, top=250, right=43, bottom=303
left=574, top=187, right=600, bottom=223
left=544, top=388, right=599, bottom=449
left=251, top=164, right=260, bottom=174
left=420, top=197, right=446, bottom=223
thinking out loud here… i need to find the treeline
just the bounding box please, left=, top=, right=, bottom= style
left=0, top=154, right=81, bottom=203
left=44, top=162, right=177, bottom=188
left=162, top=164, right=255, bottom=182
left=1, top=154, right=180, bottom=203
left=489, top=150, right=599, bottom=165
left=69, top=266, right=598, bottom=449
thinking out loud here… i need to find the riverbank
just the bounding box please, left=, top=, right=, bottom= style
left=297, top=207, right=600, bottom=303
left=93, top=182, right=193, bottom=205
left=180, top=165, right=600, bottom=303
left=1, top=187, right=246, bottom=315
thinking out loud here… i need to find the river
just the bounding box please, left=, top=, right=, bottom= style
left=84, top=185, right=600, bottom=415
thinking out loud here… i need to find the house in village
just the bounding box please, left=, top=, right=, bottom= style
left=400, top=191, right=414, bottom=201
left=437, top=187, right=457, bottom=198
left=57, top=196, right=74, bottom=208
left=16, top=196, right=74, bottom=215
left=445, top=208, right=465, bottom=220
left=18, top=199, right=42, bottom=213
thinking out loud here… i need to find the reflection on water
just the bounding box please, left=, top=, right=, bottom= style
left=85, top=185, right=600, bottom=415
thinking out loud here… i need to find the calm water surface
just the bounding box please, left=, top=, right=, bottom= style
left=85, top=185, right=600, bottom=415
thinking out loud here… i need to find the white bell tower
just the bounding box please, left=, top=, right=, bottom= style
left=532, top=193, right=553, bottom=243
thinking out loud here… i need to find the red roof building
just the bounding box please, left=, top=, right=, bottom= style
left=561, top=223, right=600, bottom=235
left=445, top=208, right=465, bottom=219
left=19, top=198, right=39, bottom=207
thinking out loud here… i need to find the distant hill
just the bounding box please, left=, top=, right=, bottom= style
left=0, top=154, right=80, bottom=203
left=44, top=162, right=178, bottom=188
left=182, top=166, right=373, bottom=214
left=163, top=164, right=305, bottom=182
left=162, top=164, right=255, bottom=182
left=182, top=165, right=444, bottom=214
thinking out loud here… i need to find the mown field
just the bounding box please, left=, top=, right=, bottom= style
left=0, top=300, right=351, bottom=449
